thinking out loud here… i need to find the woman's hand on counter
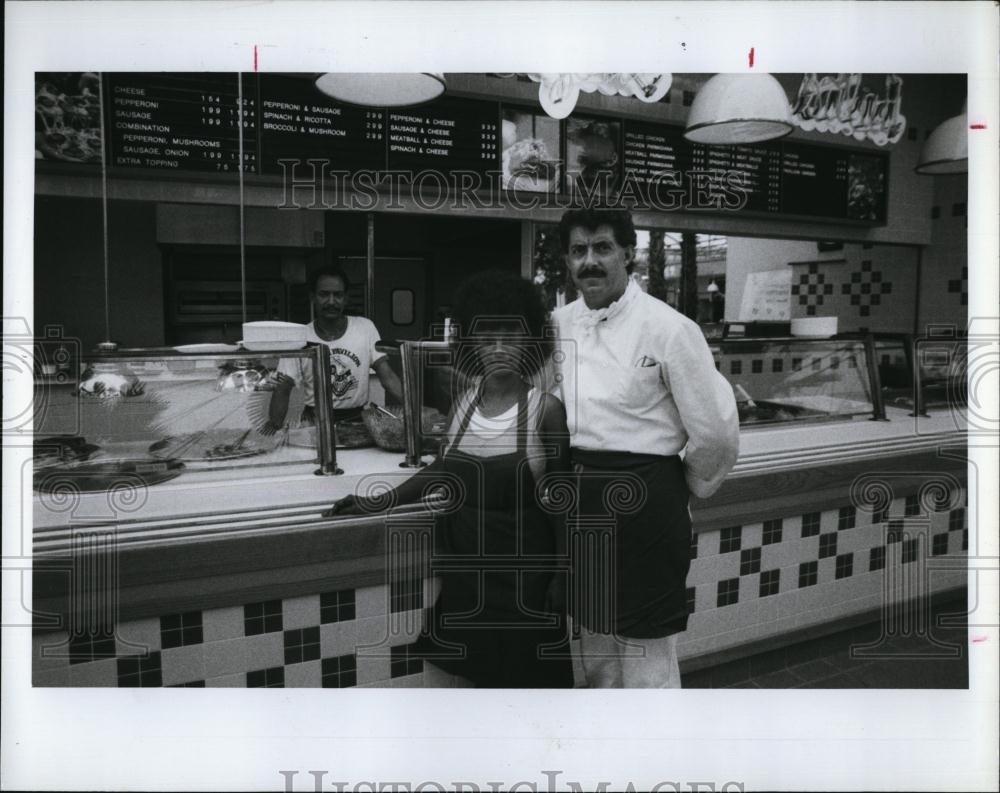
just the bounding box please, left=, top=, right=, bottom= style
left=323, top=495, right=360, bottom=517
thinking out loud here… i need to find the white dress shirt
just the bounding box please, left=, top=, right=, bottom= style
left=552, top=278, right=739, bottom=498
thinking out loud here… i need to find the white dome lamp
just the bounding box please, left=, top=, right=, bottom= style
left=314, top=73, right=446, bottom=107
left=684, top=73, right=794, bottom=145
left=915, top=102, right=967, bottom=175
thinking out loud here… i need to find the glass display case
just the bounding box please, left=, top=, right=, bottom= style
left=874, top=332, right=968, bottom=415
left=708, top=335, right=885, bottom=427
left=33, top=345, right=339, bottom=493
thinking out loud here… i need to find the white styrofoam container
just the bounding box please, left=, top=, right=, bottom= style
left=790, top=316, right=838, bottom=338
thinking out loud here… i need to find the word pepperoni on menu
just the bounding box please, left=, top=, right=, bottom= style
left=107, top=75, right=257, bottom=173
left=256, top=75, right=387, bottom=174
left=386, top=98, right=500, bottom=177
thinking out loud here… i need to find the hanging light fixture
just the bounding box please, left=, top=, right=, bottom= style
left=915, top=102, right=967, bottom=174
left=314, top=73, right=446, bottom=107
left=684, top=73, right=794, bottom=144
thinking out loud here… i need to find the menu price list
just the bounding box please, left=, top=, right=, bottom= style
left=779, top=144, right=849, bottom=218
left=385, top=97, right=500, bottom=178
left=257, top=76, right=388, bottom=175
left=622, top=121, right=691, bottom=204
left=106, top=73, right=257, bottom=173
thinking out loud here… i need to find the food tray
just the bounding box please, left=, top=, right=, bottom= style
left=34, top=458, right=185, bottom=493
left=148, top=429, right=271, bottom=462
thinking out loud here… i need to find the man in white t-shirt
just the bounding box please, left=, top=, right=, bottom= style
left=266, top=267, right=403, bottom=428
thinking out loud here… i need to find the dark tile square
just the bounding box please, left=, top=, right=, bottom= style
left=835, top=553, right=854, bottom=579
left=949, top=508, right=965, bottom=532
left=860, top=305, right=871, bottom=317
left=719, top=526, right=742, bottom=554
left=717, top=578, right=739, bottom=607
left=284, top=626, right=321, bottom=665
left=730, top=360, right=742, bottom=375
left=904, top=494, right=920, bottom=517
left=68, top=628, right=117, bottom=665
left=837, top=505, right=856, bottom=531
left=247, top=666, right=284, bottom=688
left=870, top=545, right=886, bottom=571
left=321, top=589, right=357, bottom=624
left=321, top=654, right=358, bottom=688
left=690, top=533, right=699, bottom=560
left=801, top=512, right=821, bottom=537
left=772, top=359, right=783, bottom=373
left=799, top=561, right=818, bottom=588
left=685, top=587, right=696, bottom=614
left=932, top=533, right=949, bottom=557
left=806, top=305, right=817, bottom=316
left=117, top=651, right=162, bottom=688
left=762, top=518, right=783, bottom=545
left=390, top=644, right=423, bottom=678
left=751, top=359, right=763, bottom=374
left=244, top=600, right=283, bottom=636
left=759, top=569, right=780, bottom=597
left=819, top=532, right=838, bottom=559
left=160, top=611, right=203, bottom=650
left=902, top=537, right=919, bottom=564
left=887, top=520, right=905, bottom=544
left=740, top=547, right=761, bottom=576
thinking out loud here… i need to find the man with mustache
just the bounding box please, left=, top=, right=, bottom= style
left=266, top=266, right=403, bottom=430
left=551, top=209, right=739, bottom=688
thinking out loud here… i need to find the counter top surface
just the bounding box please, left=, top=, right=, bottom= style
left=32, top=406, right=966, bottom=532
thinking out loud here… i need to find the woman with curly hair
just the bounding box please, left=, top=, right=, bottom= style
left=325, top=270, right=573, bottom=688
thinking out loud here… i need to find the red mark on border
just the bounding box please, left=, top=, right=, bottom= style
left=253, top=45, right=258, bottom=73
left=748, top=47, right=755, bottom=68
left=972, top=635, right=988, bottom=643
left=970, top=123, right=986, bottom=130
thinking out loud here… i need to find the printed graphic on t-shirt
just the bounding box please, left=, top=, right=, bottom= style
left=329, top=347, right=362, bottom=400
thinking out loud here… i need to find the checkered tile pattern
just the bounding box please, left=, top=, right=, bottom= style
left=32, top=580, right=432, bottom=688
left=33, top=488, right=967, bottom=686
left=840, top=259, right=893, bottom=318
left=790, top=263, right=835, bottom=317
left=679, top=487, right=968, bottom=658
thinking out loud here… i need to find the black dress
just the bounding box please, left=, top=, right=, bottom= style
left=415, top=389, right=573, bottom=688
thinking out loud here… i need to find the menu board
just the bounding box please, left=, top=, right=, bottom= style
left=622, top=117, right=888, bottom=223
left=258, top=75, right=386, bottom=174
left=44, top=73, right=889, bottom=224
left=385, top=97, right=500, bottom=177
left=106, top=73, right=256, bottom=173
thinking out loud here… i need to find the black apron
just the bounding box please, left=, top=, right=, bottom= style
left=415, top=388, right=573, bottom=688
left=569, top=449, right=692, bottom=639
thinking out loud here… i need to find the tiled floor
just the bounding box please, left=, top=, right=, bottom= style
left=684, top=593, right=969, bottom=689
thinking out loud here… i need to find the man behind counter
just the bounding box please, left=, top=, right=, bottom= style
left=266, top=266, right=403, bottom=430
left=552, top=208, right=739, bottom=688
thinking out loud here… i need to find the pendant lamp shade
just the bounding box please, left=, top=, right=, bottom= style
left=684, top=73, right=793, bottom=145
left=915, top=110, right=968, bottom=174
left=314, top=73, right=445, bottom=107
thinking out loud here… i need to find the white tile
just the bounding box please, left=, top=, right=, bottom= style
left=384, top=673, right=424, bottom=688
left=33, top=666, right=70, bottom=687
left=356, top=585, right=389, bottom=619
left=115, top=617, right=161, bottom=655
left=206, top=673, right=245, bottom=687
left=68, top=657, right=119, bottom=687
left=204, top=638, right=250, bottom=678
left=160, top=645, right=207, bottom=687
left=741, top=522, right=762, bottom=547
left=203, top=606, right=245, bottom=642
left=244, top=633, right=285, bottom=670
left=320, top=620, right=360, bottom=658
left=357, top=653, right=392, bottom=685
left=283, top=595, right=320, bottom=632
left=285, top=660, right=322, bottom=688
left=33, top=632, right=71, bottom=671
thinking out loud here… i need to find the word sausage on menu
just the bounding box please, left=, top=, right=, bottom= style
left=257, top=75, right=387, bottom=174
left=107, top=74, right=256, bottom=173
left=386, top=98, right=499, bottom=178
